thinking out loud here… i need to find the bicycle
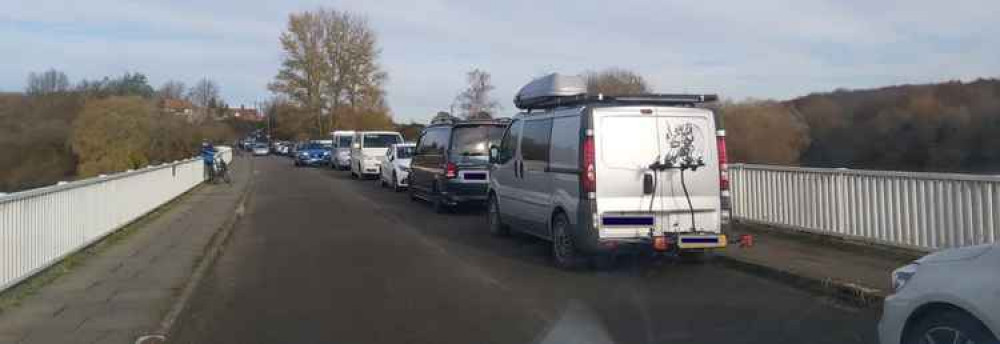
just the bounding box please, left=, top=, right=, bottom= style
left=211, top=155, right=232, bottom=184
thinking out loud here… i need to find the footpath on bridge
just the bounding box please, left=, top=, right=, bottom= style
left=719, top=221, right=921, bottom=305
left=0, top=155, right=251, bottom=344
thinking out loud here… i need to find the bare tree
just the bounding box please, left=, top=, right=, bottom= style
left=187, top=78, right=220, bottom=108
left=157, top=80, right=186, bottom=100
left=26, top=69, right=70, bottom=96
left=584, top=68, right=650, bottom=96
left=454, top=69, right=499, bottom=119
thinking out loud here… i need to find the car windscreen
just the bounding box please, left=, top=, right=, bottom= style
left=396, top=146, right=416, bottom=159
left=448, top=125, right=505, bottom=163
left=337, top=136, right=352, bottom=148
left=363, top=134, right=400, bottom=148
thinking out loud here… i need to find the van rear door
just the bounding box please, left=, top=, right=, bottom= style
left=592, top=106, right=721, bottom=237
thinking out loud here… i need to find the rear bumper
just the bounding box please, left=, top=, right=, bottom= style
left=588, top=232, right=728, bottom=254
left=440, top=182, right=489, bottom=205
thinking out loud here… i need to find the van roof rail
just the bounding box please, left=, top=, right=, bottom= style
left=516, top=93, right=719, bottom=111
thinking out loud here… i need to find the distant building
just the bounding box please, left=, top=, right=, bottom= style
left=225, top=105, right=263, bottom=122
left=160, top=98, right=195, bottom=115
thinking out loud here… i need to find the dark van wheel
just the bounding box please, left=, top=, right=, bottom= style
left=487, top=195, right=509, bottom=236
left=433, top=193, right=449, bottom=214
left=552, top=212, right=585, bottom=270
left=392, top=173, right=403, bottom=192
left=903, top=308, right=997, bottom=344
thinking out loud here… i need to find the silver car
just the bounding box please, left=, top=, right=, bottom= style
left=487, top=74, right=728, bottom=269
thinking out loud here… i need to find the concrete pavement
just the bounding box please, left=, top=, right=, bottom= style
left=170, top=156, right=881, bottom=344
left=0, top=156, right=251, bottom=344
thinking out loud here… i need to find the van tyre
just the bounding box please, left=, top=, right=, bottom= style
left=552, top=212, right=585, bottom=270
left=487, top=195, right=509, bottom=236
left=903, top=308, right=997, bottom=344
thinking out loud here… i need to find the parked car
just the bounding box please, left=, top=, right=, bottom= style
left=486, top=73, right=727, bottom=269
left=878, top=243, right=999, bottom=344
left=408, top=117, right=508, bottom=212
left=294, top=141, right=333, bottom=167
left=252, top=143, right=269, bottom=156
left=379, top=143, right=416, bottom=192
left=331, top=130, right=356, bottom=170
left=350, top=131, right=403, bottom=179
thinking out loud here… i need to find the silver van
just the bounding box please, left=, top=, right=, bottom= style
left=331, top=130, right=356, bottom=170
left=487, top=74, right=729, bottom=269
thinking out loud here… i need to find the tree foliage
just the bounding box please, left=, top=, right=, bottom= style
left=719, top=100, right=811, bottom=165
left=70, top=97, right=154, bottom=177
left=157, top=80, right=186, bottom=100
left=76, top=72, right=155, bottom=99
left=454, top=69, right=499, bottom=119
left=585, top=68, right=649, bottom=96
left=269, top=8, right=390, bottom=137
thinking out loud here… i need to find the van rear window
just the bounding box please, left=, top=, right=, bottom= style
left=449, top=125, right=505, bottom=163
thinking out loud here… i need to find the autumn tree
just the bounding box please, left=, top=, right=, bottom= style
left=70, top=97, right=154, bottom=177
left=26, top=69, right=70, bottom=96
left=270, top=8, right=389, bottom=137
left=454, top=69, right=499, bottom=119
left=719, top=100, right=811, bottom=165
left=187, top=78, right=221, bottom=108
left=585, top=68, right=650, bottom=95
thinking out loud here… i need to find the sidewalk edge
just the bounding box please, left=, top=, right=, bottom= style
left=715, top=254, right=886, bottom=308
left=136, top=158, right=254, bottom=344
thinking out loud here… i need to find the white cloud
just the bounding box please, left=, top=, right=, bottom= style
left=2, top=0, right=998, bottom=122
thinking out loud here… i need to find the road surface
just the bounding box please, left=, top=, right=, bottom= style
left=171, top=156, right=879, bottom=344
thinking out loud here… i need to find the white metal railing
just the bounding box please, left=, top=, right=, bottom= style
left=0, top=147, right=232, bottom=293
left=730, top=163, right=1000, bottom=251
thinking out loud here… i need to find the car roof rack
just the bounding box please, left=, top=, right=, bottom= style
left=514, top=73, right=718, bottom=110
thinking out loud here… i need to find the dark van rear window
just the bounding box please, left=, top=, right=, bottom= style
left=449, top=125, right=506, bottom=163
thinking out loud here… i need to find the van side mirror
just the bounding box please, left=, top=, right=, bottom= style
left=352, top=143, right=361, bottom=149
left=488, top=146, right=500, bottom=164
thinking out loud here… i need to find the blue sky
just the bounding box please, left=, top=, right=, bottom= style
left=2, top=0, right=998, bottom=123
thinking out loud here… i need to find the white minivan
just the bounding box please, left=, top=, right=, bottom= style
left=350, top=131, right=404, bottom=179
left=487, top=73, right=729, bottom=268
left=331, top=130, right=356, bottom=170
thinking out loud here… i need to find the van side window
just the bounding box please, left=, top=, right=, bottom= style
left=549, top=116, right=580, bottom=171
left=498, top=120, right=521, bottom=163
left=417, top=128, right=447, bottom=155
left=521, top=118, right=553, bottom=163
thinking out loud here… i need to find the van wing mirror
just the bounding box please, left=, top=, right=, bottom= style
left=352, top=143, right=361, bottom=149
left=488, top=145, right=500, bottom=164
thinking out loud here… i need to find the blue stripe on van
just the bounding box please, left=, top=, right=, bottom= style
left=463, top=172, right=487, bottom=180
left=680, top=237, right=720, bottom=244
left=602, top=216, right=654, bottom=226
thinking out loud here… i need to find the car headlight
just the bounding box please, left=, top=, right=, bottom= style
left=891, top=263, right=918, bottom=293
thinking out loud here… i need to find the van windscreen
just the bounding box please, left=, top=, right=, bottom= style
left=449, top=125, right=505, bottom=163
left=338, top=136, right=352, bottom=148
left=363, top=134, right=401, bottom=148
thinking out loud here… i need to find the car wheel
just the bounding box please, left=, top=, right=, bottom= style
left=392, top=172, right=403, bottom=192
left=552, top=212, right=585, bottom=270
left=487, top=194, right=509, bottom=236
left=903, top=308, right=997, bottom=344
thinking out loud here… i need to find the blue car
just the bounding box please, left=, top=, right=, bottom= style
left=294, top=141, right=333, bottom=167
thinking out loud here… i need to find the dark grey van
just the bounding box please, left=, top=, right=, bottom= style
left=408, top=118, right=509, bottom=212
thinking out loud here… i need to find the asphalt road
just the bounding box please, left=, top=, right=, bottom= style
left=171, top=155, right=880, bottom=344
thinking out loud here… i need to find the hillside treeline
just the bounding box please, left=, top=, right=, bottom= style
left=720, top=78, right=1000, bottom=173
left=0, top=71, right=244, bottom=192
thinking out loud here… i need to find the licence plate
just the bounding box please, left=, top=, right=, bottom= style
left=677, top=234, right=727, bottom=249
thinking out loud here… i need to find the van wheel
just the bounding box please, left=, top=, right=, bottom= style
left=487, top=195, right=509, bottom=236
left=433, top=193, right=449, bottom=214
left=903, top=308, right=996, bottom=344
left=552, top=212, right=584, bottom=270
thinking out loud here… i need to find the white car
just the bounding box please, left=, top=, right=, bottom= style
left=252, top=143, right=269, bottom=156
left=379, top=143, right=415, bottom=191
left=879, top=243, right=999, bottom=344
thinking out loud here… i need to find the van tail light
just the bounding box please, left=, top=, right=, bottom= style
left=445, top=162, right=458, bottom=179
left=717, top=130, right=729, bottom=190
left=582, top=136, right=596, bottom=193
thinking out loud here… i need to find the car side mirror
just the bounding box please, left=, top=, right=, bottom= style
left=488, top=146, right=500, bottom=164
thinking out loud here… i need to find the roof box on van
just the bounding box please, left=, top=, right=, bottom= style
left=514, top=73, right=587, bottom=110
left=514, top=73, right=719, bottom=110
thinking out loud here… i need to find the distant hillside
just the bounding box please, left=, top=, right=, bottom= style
left=721, top=78, right=1000, bottom=173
